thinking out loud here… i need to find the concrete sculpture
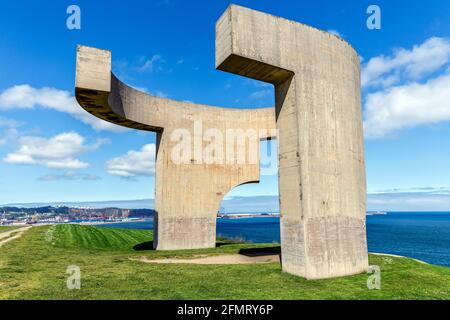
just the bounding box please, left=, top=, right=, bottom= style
left=75, top=5, right=368, bottom=279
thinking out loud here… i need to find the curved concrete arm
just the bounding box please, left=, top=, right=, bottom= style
left=75, top=45, right=276, bottom=135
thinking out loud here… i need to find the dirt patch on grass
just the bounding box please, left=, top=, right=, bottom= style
left=0, top=226, right=32, bottom=247
left=132, top=253, right=281, bottom=265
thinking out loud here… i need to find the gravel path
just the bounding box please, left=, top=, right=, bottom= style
left=0, top=226, right=32, bottom=247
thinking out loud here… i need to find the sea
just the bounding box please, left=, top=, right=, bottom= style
left=98, top=212, right=450, bottom=268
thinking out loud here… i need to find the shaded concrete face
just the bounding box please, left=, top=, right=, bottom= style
left=216, top=5, right=368, bottom=279
left=75, top=5, right=368, bottom=279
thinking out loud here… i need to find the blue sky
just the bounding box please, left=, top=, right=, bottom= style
left=1, top=0, right=450, bottom=210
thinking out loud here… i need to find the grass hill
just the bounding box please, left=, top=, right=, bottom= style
left=49, top=224, right=152, bottom=251
left=0, top=224, right=449, bottom=300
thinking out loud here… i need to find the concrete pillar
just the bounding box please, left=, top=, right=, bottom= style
left=216, top=5, right=368, bottom=279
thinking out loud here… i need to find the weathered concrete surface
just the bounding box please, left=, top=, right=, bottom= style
left=75, top=45, right=276, bottom=251
left=216, top=5, right=368, bottom=279
left=75, top=5, right=368, bottom=279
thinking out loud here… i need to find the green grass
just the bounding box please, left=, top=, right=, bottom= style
left=50, top=224, right=152, bottom=251
left=0, top=224, right=449, bottom=300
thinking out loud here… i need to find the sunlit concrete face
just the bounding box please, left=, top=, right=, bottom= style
left=75, top=5, right=368, bottom=279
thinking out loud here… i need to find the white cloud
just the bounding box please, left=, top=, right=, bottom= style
left=327, top=29, right=343, bottom=38
left=364, top=72, right=450, bottom=138
left=249, top=89, right=272, bottom=100
left=130, top=85, right=149, bottom=93
left=373, top=187, right=450, bottom=194
left=0, top=116, right=22, bottom=128
left=244, top=79, right=272, bottom=88
left=362, top=37, right=450, bottom=138
left=0, top=117, right=21, bottom=145
left=153, top=90, right=169, bottom=98
left=362, top=37, right=450, bottom=88
left=106, top=144, right=155, bottom=177
left=37, top=171, right=101, bottom=181
left=0, top=85, right=125, bottom=132
left=367, top=190, right=450, bottom=211
left=138, top=54, right=165, bottom=72
left=3, top=131, right=107, bottom=169
left=0, top=128, right=18, bottom=146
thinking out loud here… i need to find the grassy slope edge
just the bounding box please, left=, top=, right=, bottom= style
left=0, top=224, right=449, bottom=300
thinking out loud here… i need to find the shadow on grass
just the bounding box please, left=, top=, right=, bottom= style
left=216, top=242, right=245, bottom=247
left=132, top=242, right=282, bottom=257
left=238, top=246, right=281, bottom=257
left=133, top=241, right=154, bottom=251
left=133, top=241, right=242, bottom=251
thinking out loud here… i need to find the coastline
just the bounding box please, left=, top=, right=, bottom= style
left=370, top=252, right=429, bottom=265
left=3, top=212, right=394, bottom=227
left=5, top=218, right=150, bottom=227
left=78, top=218, right=149, bottom=225
left=2, top=219, right=445, bottom=268
left=218, top=213, right=279, bottom=219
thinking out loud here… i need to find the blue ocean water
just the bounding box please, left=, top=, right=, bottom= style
left=98, top=212, right=450, bottom=268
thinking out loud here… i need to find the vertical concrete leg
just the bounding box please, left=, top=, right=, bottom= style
left=152, top=132, right=217, bottom=250
left=152, top=128, right=268, bottom=250
left=276, top=77, right=368, bottom=279
left=216, top=5, right=368, bottom=279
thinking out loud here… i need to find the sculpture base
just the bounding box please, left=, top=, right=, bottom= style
left=153, top=215, right=216, bottom=250
left=281, top=216, right=369, bottom=279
